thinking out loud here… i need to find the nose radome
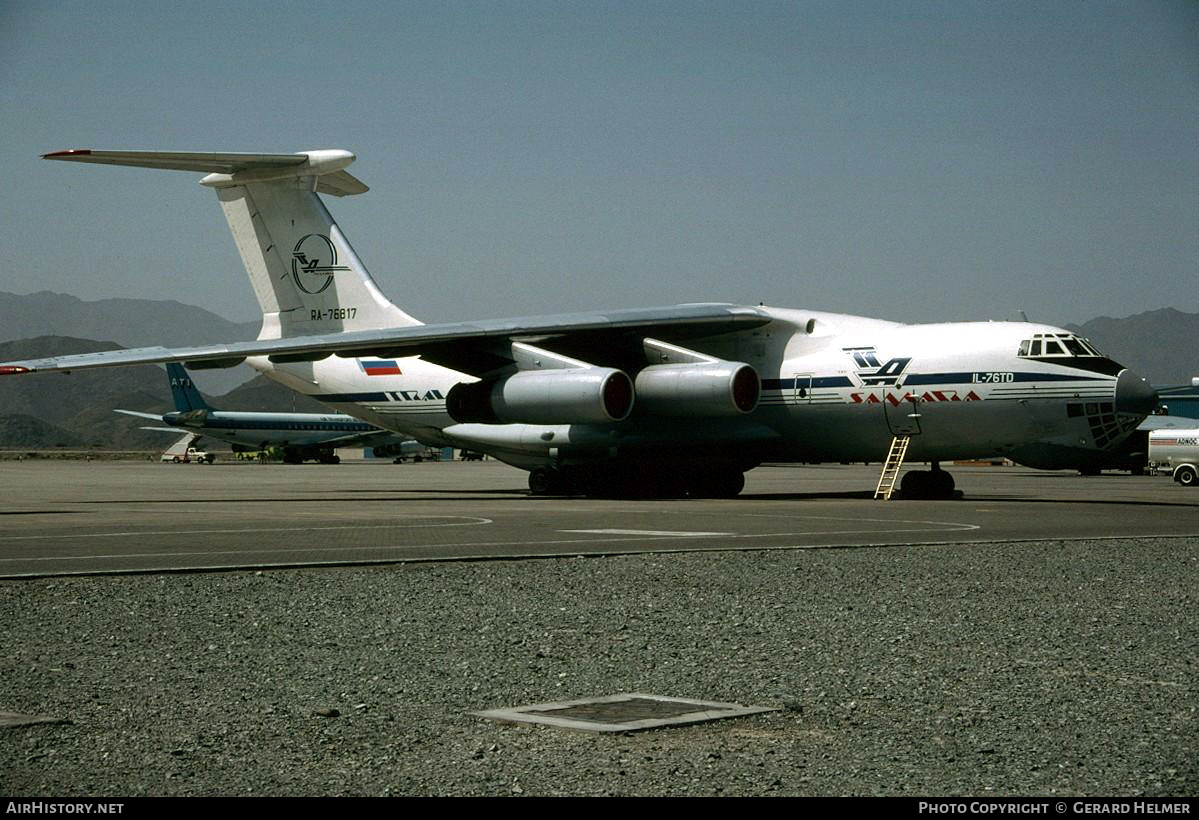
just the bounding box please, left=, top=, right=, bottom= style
left=1115, top=369, right=1158, bottom=418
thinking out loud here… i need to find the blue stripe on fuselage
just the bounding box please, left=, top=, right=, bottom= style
left=762, top=372, right=1108, bottom=391
left=903, top=371, right=1105, bottom=385
left=313, top=392, right=391, bottom=402
left=761, top=377, right=854, bottom=390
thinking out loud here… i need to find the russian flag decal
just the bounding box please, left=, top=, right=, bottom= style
left=361, top=360, right=402, bottom=376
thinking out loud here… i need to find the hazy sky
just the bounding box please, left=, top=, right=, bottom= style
left=2, top=0, right=1196, bottom=327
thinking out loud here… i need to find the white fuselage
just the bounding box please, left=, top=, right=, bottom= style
left=246, top=306, right=1146, bottom=472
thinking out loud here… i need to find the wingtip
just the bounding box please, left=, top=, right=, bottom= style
left=0, top=365, right=32, bottom=375
left=42, top=149, right=92, bottom=160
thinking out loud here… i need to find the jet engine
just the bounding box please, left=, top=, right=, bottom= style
left=634, top=362, right=760, bottom=417
left=446, top=368, right=634, bottom=425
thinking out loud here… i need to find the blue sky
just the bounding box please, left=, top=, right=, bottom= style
left=2, top=0, right=1196, bottom=326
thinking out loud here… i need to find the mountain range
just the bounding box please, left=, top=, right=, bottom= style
left=0, top=291, right=259, bottom=395
left=1067, top=309, right=1198, bottom=387
left=0, top=291, right=1194, bottom=450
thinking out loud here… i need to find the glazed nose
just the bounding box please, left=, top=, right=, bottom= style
left=1114, top=369, right=1158, bottom=418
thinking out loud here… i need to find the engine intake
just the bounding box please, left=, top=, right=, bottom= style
left=446, top=368, right=634, bottom=425
left=634, top=362, right=760, bottom=417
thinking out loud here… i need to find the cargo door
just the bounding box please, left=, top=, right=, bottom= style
left=793, top=373, right=813, bottom=405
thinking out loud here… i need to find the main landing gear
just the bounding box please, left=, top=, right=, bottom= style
left=897, top=462, right=959, bottom=500
left=528, top=465, right=746, bottom=499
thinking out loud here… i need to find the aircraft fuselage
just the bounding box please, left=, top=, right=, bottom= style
left=252, top=306, right=1155, bottom=475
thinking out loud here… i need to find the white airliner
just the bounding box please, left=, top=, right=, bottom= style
left=0, top=149, right=1158, bottom=497
left=115, top=363, right=421, bottom=463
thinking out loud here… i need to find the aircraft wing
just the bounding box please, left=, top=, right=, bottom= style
left=114, top=409, right=166, bottom=421
left=0, top=304, right=771, bottom=377
left=1138, top=415, right=1199, bottom=431
left=311, top=429, right=412, bottom=448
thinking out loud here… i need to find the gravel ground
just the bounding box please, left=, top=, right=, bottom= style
left=1, top=538, right=1196, bottom=797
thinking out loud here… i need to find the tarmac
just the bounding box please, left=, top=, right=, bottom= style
left=0, top=458, right=1196, bottom=577
left=0, top=458, right=1196, bottom=796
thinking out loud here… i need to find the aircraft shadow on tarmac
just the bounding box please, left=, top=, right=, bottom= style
left=745, top=491, right=1197, bottom=508
left=65, top=489, right=1197, bottom=509
left=0, top=510, right=86, bottom=516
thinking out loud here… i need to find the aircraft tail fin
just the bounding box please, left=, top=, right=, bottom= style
left=166, top=363, right=210, bottom=412
left=43, top=149, right=422, bottom=340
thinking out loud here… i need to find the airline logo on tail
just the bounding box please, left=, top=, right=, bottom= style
left=291, top=234, right=350, bottom=294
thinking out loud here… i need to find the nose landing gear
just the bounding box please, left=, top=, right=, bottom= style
left=897, top=462, right=959, bottom=500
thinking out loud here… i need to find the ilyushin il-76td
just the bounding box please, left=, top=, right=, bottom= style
left=0, top=149, right=1158, bottom=498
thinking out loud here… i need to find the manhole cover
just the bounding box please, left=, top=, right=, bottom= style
left=475, top=693, right=776, bottom=733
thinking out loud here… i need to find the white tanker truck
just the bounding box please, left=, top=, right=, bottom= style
left=1148, top=428, right=1199, bottom=486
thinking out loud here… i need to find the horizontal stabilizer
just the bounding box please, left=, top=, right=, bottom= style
left=43, top=150, right=307, bottom=173
left=114, top=409, right=165, bottom=421
left=42, top=149, right=368, bottom=196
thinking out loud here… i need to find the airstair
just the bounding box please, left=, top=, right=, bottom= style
left=874, top=434, right=911, bottom=500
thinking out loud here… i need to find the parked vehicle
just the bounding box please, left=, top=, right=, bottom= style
left=161, top=446, right=215, bottom=464
left=1147, top=428, right=1199, bottom=486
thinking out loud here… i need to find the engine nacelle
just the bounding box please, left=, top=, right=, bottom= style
left=634, top=362, right=760, bottom=417
left=446, top=368, right=634, bottom=425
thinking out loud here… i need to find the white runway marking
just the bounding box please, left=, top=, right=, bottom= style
left=0, top=516, right=493, bottom=543
left=560, top=529, right=733, bottom=537
left=0, top=513, right=983, bottom=577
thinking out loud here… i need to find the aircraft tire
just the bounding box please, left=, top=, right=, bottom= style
left=689, top=470, right=745, bottom=499
left=579, top=470, right=666, bottom=499
left=900, top=469, right=956, bottom=499
left=719, top=471, right=746, bottom=498
left=931, top=469, right=955, bottom=497
left=528, top=467, right=564, bottom=496
left=899, top=470, right=928, bottom=498
left=633, top=470, right=689, bottom=499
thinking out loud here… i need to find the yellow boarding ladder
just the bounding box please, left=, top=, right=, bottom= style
left=874, top=435, right=911, bottom=500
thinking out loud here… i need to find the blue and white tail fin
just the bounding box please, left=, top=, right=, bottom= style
left=165, top=362, right=209, bottom=412
left=43, top=149, right=422, bottom=340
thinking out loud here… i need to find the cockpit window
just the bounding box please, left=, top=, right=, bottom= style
left=1017, top=332, right=1104, bottom=359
